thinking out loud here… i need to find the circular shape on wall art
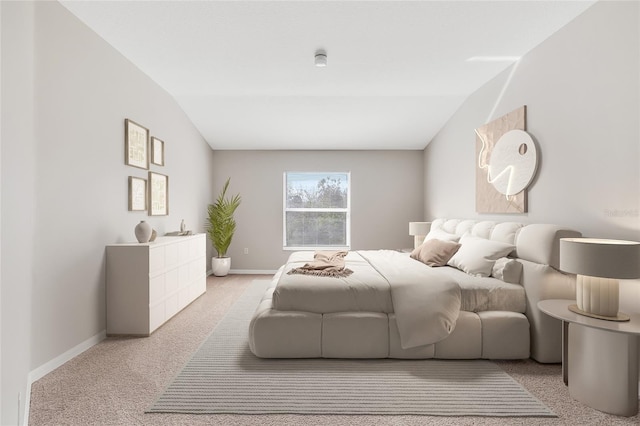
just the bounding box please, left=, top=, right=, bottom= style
left=518, top=143, right=528, bottom=155
left=488, top=129, right=538, bottom=196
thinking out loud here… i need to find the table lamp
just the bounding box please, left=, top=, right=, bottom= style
left=560, top=237, right=640, bottom=322
left=409, top=222, right=431, bottom=249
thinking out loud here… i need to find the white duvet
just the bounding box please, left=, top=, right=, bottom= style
left=274, top=250, right=461, bottom=349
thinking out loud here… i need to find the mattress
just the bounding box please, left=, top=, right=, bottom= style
left=272, top=250, right=525, bottom=314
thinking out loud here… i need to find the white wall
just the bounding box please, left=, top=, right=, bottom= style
left=424, top=0, right=639, bottom=242
left=211, top=150, right=424, bottom=271
left=1, top=2, right=215, bottom=423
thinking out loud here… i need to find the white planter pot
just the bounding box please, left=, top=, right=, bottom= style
left=212, top=257, right=231, bottom=277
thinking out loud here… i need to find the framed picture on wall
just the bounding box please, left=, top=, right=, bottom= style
left=151, top=137, right=165, bottom=166
left=125, top=119, right=149, bottom=169
left=128, top=176, right=147, bottom=211
left=149, top=172, right=169, bottom=216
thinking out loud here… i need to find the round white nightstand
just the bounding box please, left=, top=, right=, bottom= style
left=538, top=299, right=640, bottom=417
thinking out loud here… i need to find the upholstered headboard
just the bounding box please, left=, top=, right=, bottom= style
left=430, top=218, right=582, bottom=270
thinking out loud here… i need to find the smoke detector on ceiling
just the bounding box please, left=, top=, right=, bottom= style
left=314, top=50, right=327, bottom=67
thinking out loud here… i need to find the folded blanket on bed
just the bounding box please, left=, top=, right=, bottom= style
left=287, top=250, right=354, bottom=278
left=358, top=251, right=461, bottom=349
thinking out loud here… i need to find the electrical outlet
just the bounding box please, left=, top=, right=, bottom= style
left=243, top=248, right=249, bottom=255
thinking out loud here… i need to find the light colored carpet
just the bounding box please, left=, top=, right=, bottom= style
left=149, top=280, right=554, bottom=417
left=29, top=274, right=640, bottom=425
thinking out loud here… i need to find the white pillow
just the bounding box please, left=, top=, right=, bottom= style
left=425, top=228, right=460, bottom=242
left=491, top=257, right=523, bottom=284
left=447, top=234, right=516, bottom=277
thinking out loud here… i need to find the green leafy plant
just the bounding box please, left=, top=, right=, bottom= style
left=207, top=178, right=241, bottom=258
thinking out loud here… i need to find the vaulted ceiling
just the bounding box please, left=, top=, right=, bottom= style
left=61, top=1, right=596, bottom=150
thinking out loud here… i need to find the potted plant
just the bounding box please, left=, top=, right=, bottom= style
left=206, top=178, right=241, bottom=276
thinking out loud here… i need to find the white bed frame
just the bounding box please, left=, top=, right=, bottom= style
left=249, top=219, right=581, bottom=362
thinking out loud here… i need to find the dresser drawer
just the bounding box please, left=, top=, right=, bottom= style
left=149, top=274, right=165, bottom=305
left=149, top=302, right=165, bottom=333
left=106, top=234, right=206, bottom=336
left=149, top=246, right=165, bottom=275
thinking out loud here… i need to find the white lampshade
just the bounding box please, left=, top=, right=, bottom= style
left=560, top=238, right=640, bottom=279
left=409, top=222, right=431, bottom=249
left=560, top=238, right=640, bottom=320
left=409, top=222, right=431, bottom=236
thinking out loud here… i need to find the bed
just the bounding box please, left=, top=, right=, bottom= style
left=249, top=218, right=581, bottom=362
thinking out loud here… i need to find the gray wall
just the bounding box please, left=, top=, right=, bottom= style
left=1, top=2, right=215, bottom=423
left=424, top=0, right=639, bottom=242
left=211, top=150, right=424, bottom=271
left=1, top=2, right=36, bottom=424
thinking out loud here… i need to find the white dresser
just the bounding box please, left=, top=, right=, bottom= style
left=106, top=233, right=206, bottom=336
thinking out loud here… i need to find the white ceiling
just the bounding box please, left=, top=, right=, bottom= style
left=60, top=0, right=596, bottom=150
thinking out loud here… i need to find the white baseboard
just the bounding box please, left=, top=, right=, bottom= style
left=207, top=269, right=277, bottom=276
left=229, top=269, right=277, bottom=275
left=28, top=329, right=107, bottom=383
left=23, top=381, right=30, bottom=426
left=21, top=330, right=107, bottom=425
left=24, top=329, right=107, bottom=424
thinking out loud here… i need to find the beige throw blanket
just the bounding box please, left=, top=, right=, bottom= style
left=287, top=250, right=354, bottom=278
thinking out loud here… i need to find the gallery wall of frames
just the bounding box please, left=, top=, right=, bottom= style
left=124, top=118, right=168, bottom=216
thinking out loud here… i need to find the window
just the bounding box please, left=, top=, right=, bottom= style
left=284, top=172, right=350, bottom=250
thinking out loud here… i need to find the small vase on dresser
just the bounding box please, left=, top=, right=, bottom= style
left=134, top=220, right=152, bottom=243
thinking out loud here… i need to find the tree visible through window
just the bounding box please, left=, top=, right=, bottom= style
left=284, top=172, right=350, bottom=249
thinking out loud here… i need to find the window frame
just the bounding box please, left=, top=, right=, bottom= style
left=282, top=171, right=351, bottom=251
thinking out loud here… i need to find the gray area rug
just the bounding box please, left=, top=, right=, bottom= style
left=148, top=279, right=555, bottom=417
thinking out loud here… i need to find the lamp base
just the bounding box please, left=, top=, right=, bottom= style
left=568, top=304, right=630, bottom=322
left=576, top=275, right=620, bottom=317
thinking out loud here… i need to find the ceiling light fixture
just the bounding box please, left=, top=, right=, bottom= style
left=314, top=50, right=327, bottom=67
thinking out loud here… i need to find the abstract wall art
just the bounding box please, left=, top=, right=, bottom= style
left=475, top=106, right=538, bottom=213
